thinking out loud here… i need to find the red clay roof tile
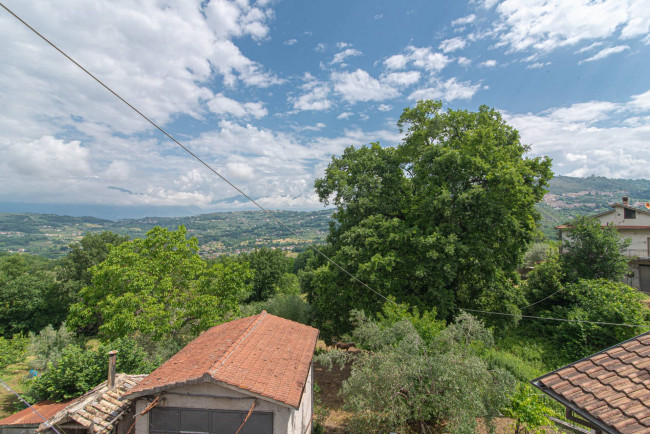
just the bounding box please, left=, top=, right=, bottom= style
left=0, top=402, right=69, bottom=426
left=533, top=332, right=650, bottom=433
left=125, top=312, right=319, bottom=408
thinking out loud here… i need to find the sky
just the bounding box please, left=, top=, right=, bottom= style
left=1, top=0, right=649, bottom=218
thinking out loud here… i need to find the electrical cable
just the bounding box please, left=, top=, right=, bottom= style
left=0, top=376, right=62, bottom=434
left=0, top=2, right=392, bottom=305
left=520, top=287, right=564, bottom=310
left=455, top=307, right=650, bottom=329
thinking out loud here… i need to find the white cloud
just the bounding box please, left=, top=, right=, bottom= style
left=337, top=112, right=353, bottom=119
left=579, top=45, right=630, bottom=63
left=374, top=13, right=383, bottom=20
left=291, top=74, right=332, bottom=111
left=505, top=90, right=650, bottom=179
left=1, top=136, right=91, bottom=179
left=332, top=69, right=399, bottom=103
left=408, top=78, right=481, bottom=101
left=439, top=36, right=467, bottom=53
left=331, top=48, right=362, bottom=64
left=284, top=38, right=298, bottom=45
left=380, top=71, right=421, bottom=87
left=385, top=46, right=450, bottom=72
left=439, top=37, right=467, bottom=53
left=451, top=14, right=476, bottom=26
left=491, top=0, right=633, bottom=52
left=526, top=61, right=550, bottom=69
left=478, top=59, right=497, bottom=68
left=457, top=57, right=472, bottom=67
left=314, top=43, right=326, bottom=52
left=574, top=41, right=604, bottom=54
left=207, top=93, right=268, bottom=118
left=547, top=101, right=619, bottom=123
left=377, top=104, right=392, bottom=112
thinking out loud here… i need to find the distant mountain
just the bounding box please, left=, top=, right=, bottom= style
left=537, top=176, right=650, bottom=239
left=0, top=210, right=332, bottom=258
left=1, top=175, right=649, bottom=258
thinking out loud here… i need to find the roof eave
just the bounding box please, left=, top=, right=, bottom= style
left=531, top=382, right=615, bottom=434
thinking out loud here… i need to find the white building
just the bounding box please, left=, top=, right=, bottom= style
left=123, top=311, right=319, bottom=434
left=557, top=197, right=650, bottom=292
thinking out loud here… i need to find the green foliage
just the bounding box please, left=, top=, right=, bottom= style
left=561, top=216, right=630, bottom=282
left=523, top=242, right=552, bottom=267
left=28, top=323, right=78, bottom=371
left=374, top=297, right=445, bottom=345
left=502, top=383, right=557, bottom=434
left=242, top=247, right=292, bottom=301
left=541, top=279, right=649, bottom=361
left=340, top=312, right=516, bottom=433
left=0, top=334, right=28, bottom=371
left=523, top=253, right=566, bottom=310
left=0, top=254, right=63, bottom=336
left=307, top=100, right=552, bottom=337
left=312, top=383, right=329, bottom=434
left=26, top=338, right=155, bottom=402
left=68, top=226, right=249, bottom=342
left=264, top=294, right=312, bottom=324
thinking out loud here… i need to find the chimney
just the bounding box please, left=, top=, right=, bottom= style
left=622, top=196, right=629, bottom=206
left=108, top=350, right=117, bottom=388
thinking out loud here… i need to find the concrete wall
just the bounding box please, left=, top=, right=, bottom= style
left=134, top=366, right=313, bottom=434
left=0, top=425, right=37, bottom=434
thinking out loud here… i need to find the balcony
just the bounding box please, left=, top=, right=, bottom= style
left=623, top=249, right=650, bottom=259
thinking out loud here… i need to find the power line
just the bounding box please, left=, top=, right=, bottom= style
left=520, top=287, right=564, bottom=310
left=0, top=2, right=392, bottom=306
left=0, top=376, right=62, bottom=434
left=456, top=307, right=650, bottom=329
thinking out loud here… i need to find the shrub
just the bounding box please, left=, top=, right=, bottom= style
left=0, top=334, right=28, bottom=371
left=265, top=294, right=312, bottom=325
left=26, top=338, right=155, bottom=402
left=28, top=323, right=77, bottom=371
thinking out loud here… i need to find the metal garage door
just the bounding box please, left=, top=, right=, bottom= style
left=150, top=407, right=273, bottom=434
left=640, top=266, right=650, bottom=293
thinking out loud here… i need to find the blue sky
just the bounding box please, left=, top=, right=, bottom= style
left=1, top=0, right=649, bottom=217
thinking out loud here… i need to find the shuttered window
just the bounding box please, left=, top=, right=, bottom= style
left=150, top=407, right=273, bottom=434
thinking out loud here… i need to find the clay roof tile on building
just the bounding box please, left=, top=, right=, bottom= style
left=124, top=311, right=319, bottom=409
left=0, top=402, right=69, bottom=427
left=532, top=331, right=650, bottom=433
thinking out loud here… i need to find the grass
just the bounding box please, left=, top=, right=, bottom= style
left=0, top=360, right=30, bottom=419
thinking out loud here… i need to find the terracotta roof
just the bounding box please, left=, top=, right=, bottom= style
left=0, top=402, right=69, bottom=427
left=125, top=312, right=319, bottom=408
left=532, top=332, right=650, bottom=434
left=36, top=373, right=146, bottom=433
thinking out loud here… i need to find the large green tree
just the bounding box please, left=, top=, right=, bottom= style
left=307, top=100, right=553, bottom=336
left=560, top=215, right=630, bottom=282
left=68, top=226, right=250, bottom=342
left=0, top=254, right=61, bottom=336
left=242, top=247, right=292, bottom=301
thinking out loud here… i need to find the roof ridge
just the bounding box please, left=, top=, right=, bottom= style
left=207, top=311, right=268, bottom=377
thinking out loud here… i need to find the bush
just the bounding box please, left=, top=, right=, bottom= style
left=265, top=294, right=312, bottom=324
left=28, top=323, right=77, bottom=371
left=325, top=310, right=516, bottom=433
left=523, top=242, right=552, bottom=267
left=0, top=334, right=28, bottom=371
left=26, top=338, right=155, bottom=402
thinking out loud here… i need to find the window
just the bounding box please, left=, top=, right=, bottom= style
left=624, top=208, right=636, bottom=219
left=150, top=407, right=273, bottom=434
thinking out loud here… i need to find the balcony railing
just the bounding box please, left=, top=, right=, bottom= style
left=623, top=249, right=650, bottom=258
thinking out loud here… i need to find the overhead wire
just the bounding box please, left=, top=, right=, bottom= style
left=0, top=2, right=392, bottom=306
left=0, top=376, right=62, bottom=434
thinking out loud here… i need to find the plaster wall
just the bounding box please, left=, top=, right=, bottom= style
left=134, top=366, right=313, bottom=434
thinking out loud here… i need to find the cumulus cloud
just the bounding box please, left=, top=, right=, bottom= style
left=491, top=0, right=639, bottom=53
left=331, top=48, right=362, bottom=65
left=451, top=14, right=476, bottom=26
left=291, top=73, right=332, bottom=111
left=478, top=59, right=497, bottom=67
left=284, top=38, right=298, bottom=45
left=332, top=69, right=400, bottom=103
left=380, top=71, right=421, bottom=87
left=439, top=37, right=467, bottom=53
left=207, top=93, right=268, bottom=118
left=384, top=46, right=450, bottom=71
left=408, top=78, right=481, bottom=101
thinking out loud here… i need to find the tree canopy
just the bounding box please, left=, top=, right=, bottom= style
left=560, top=215, right=630, bottom=282
left=68, top=226, right=250, bottom=342
left=306, top=100, right=553, bottom=337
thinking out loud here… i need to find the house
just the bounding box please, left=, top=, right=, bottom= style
left=0, top=402, right=68, bottom=434
left=122, top=311, right=319, bottom=434
left=556, top=197, right=650, bottom=292
left=532, top=331, right=650, bottom=433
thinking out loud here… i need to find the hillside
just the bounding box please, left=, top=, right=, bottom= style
left=1, top=175, right=650, bottom=258
left=0, top=210, right=332, bottom=258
